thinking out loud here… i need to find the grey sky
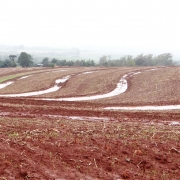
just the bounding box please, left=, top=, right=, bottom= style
left=0, top=0, right=180, bottom=54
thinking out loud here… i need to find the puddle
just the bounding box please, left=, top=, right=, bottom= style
left=132, top=71, right=141, bottom=75
left=54, top=69, right=68, bottom=72
left=0, top=85, right=60, bottom=97
left=81, top=71, right=98, bottom=75
left=46, top=114, right=110, bottom=121
left=43, top=70, right=145, bottom=101
left=0, top=110, right=111, bottom=122
left=18, top=75, right=30, bottom=80
left=104, top=105, right=180, bottom=111
left=129, top=71, right=141, bottom=77
left=147, top=68, right=157, bottom=71
left=69, top=116, right=110, bottom=121
left=0, top=81, right=14, bottom=89
left=82, top=71, right=93, bottom=74
left=0, top=75, right=69, bottom=97
left=43, top=74, right=128, bottom=101
left=55, top=75, right=70, bottom=84
left=0, top=111, right=11, bottom=116
left=169, top=121, right=180, bottom=126
left=0, top=68, right=161, bottom=101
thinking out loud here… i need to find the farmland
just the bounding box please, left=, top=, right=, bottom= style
left=0, top=66, right=180, bottom=179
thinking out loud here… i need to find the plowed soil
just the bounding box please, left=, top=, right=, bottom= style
left=0, top=67, right=180, bottom=180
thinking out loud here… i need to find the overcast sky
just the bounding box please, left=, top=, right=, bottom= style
left=1, top=0, right=180, bottom=54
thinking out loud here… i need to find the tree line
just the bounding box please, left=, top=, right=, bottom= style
left=0, top=52, right=176, bottom=68
left=99, top=53, right=175, bottom=66
left=0, top=52, right=96, bottom=68
left=41, top=58, right=95, bottom=67
left=0, top=52, right=33, bottom=68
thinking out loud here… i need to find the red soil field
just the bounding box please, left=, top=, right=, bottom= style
left=0, top=67, right=180, bottom=179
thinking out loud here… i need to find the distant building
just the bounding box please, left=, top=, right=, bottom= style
left=36, top=63, right=43, bottom=67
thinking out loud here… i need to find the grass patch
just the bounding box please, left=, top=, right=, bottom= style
left=0, top=71, right=45, bottom=83
left=0, top=74, right=22, bottom=83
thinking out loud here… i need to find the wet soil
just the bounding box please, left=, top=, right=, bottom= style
left=0, top=98, right=180, bottom=180
left=0, top=67, right=180, bottom=179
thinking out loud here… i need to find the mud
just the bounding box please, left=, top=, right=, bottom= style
left=104, top=104, right=180, bottom=110
left=0, top=98, right=180, bottom=179
left=0, top=67, right=180, bottom=179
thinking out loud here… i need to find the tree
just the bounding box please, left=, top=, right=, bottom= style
left=126, top=55, right=135, bottom=66
left=0, top=59, right=17, bottom=68
left=51, top=58, right=57, bottom=64
left=119, top=56, right=127, bottom=66
left=135, top=54, right=145, bottom=66
left=9, top=55, right=17, bottom=62
left=155, top=53, right=174, bottom=66
left=18, top=52, right=33, bottom=67
left=4, top=59, right=17, bottom=67
left=99, top=56, right=108, bottom=66
left=42, top=57, right=49, bottom=67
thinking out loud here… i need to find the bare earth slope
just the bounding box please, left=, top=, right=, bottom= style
left=0, top=67, right=180, bottom=179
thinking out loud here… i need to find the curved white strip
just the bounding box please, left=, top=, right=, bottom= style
left=82, top=71, right=93, bottom=74
left=0, top=76, right=69, bottom=97
left=104, top=105, right=180, bottom=111
left=0, top=85, right=60, bottom=97
left=0, top=69, right=155, bottom=101
left=0, top=82, right=14, bottom=89
left=43, top=75, right=128, bottom=101
left=55, top=75, right=70, bottom=84
left=18, top=75, right=30, bottom=80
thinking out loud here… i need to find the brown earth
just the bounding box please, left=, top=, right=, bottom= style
left=0, top=67, right=180, bottom=179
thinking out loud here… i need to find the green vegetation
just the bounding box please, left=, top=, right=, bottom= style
left=39, top=52, right=175, bottom=67
left=0, top=59, right=17, bottom=68
left=0, top=52, right=176, bottom=68
left=0, top=70, right=45, bottom=83
left=0, top=52, right=34, bottom=68
left=18, top=52, right=33, bottom=67
left=99, top=53, right=175, bottom=66
left=40, top=57, right=96, bottom=67
left=0, top=74, right=22, bottom=83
